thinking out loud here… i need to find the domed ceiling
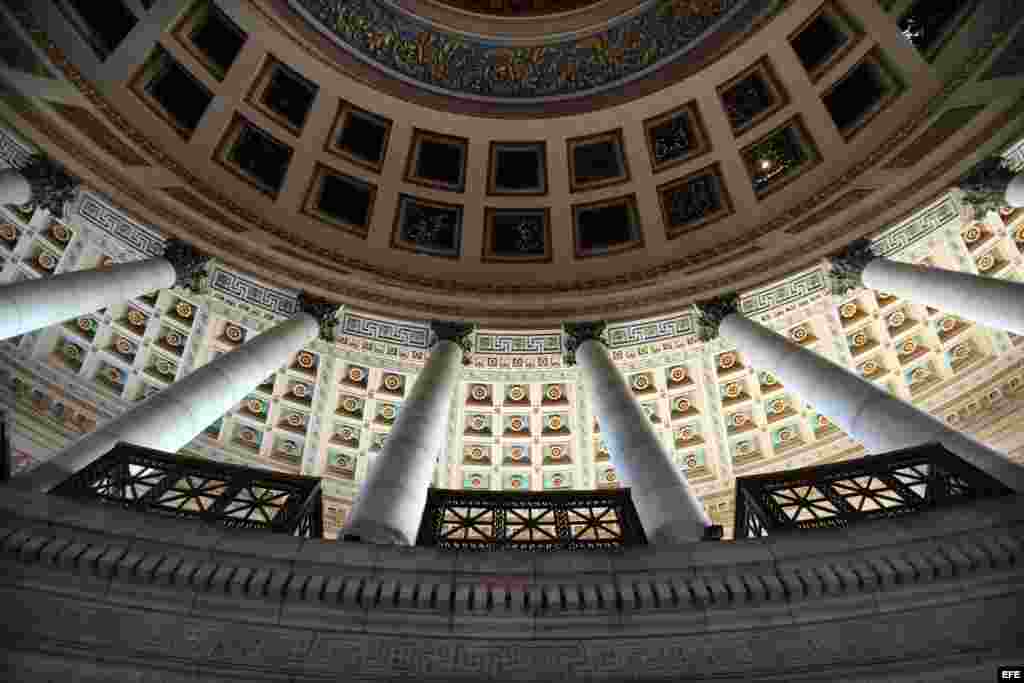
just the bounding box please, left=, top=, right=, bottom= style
left=2, top=0, right=1022, bottom=327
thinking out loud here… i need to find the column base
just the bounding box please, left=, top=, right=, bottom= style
left=339, top=521, right=411, bottom=546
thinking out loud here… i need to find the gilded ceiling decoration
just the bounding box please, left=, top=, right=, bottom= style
left=291, top=0, right=762, bottom=100
left=427, top=0, right=605, bottom=17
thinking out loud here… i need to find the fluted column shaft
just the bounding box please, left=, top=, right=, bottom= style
left=0, top=258, right=177, bottom=340
left=861, top=258, right=1024, bottom=336
left=0, top=168, right=32, bottom=206
left=1006, top=172, right=1024, bottom=207
left=577, top=339, right=711, bottom=544
left=720, top=313, right=1024, bottom=491
left=343, top=340, right=464, bottom=545
left=15, top=313, right=321, bottom=492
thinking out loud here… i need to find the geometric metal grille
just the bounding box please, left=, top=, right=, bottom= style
left=733, top=442, right=1013, bottom=538
left=50, top=442, right=324, bottom=538
left=416, top=487, right=647, bottom=551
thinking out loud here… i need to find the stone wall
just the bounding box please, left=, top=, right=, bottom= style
left=0, top=487, right=1022, bottom=682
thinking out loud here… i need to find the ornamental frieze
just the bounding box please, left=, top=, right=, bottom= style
left=292, top=0, right=758, bottom=101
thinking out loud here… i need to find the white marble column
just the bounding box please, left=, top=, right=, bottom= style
left=860, top=258, right=1024, bottom=337
left=0, top=239, right=207, bottom=341
left=719, top=312, right=1024, bottom=492
left=1007, top=172, right=1024, bottom=207
left=0, top=168, right=32, bottom=206
left=15, top=305, right=330, bottom=492
left=342, top=323, right=471, bottom=545
left=571, top=325, right=713, bottom=544
left=0, top=258, right=176, bottom=340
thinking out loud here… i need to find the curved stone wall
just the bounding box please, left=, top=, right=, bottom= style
left=1, top=488, right=1022, bottom=681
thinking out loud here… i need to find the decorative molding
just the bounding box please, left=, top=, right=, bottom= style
left=208, top=265, right=299, bottom=318
left=342, top=313, right=430, bottom=349
left=73, top=191, right=164, bottom=258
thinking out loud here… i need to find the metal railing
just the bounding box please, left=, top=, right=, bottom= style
left=734, top=442, right=1014, bottom=538
left=50, top=442, right=324, bottom=538
left=416, top=487, right=647, bottom=551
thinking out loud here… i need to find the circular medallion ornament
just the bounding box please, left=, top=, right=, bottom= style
left=790, top=326, right=808, bottom=342
left=297, top=351, right=315, bottom=368
left=340, top=426, right=354, bottom=440
left=731, top=413, right=748, bottom=427
left=632, top=374, right=650, bottom=391
left=469, top=446, right=484, bottom=460
left=37, top=252, right=56, bottom=270
left=1014, top=225, right=1024, bottom=243
left=100, top=256, right=114, bottom=269
left=470, top=475, right=483, bottom=489
left=737, top=441, right=752, bottom=454
left=164, top=331, right=182, bottom=348
left=383, top=374, right=401, bottom=391
left=910, top=366, right=930, bottom=383
left=51, top=224, right=70, bottom=243
left=342, top=397, right=359, bottom=413
left=887, top=311, right=906, bottom=329
left=977, top=253, right=996, bottom=271
left=605, top=470, right=617, bottom=482
left=471, top=385, right=489, bottom=401
left=546, top=385, right=562, bottom=401
left=817, top=415, right=829, bottom=427
left=724, top=382, right=741, bottom=398
left=675, top=397, right=691, bottom=413
left=128, top=310, right=146, bottom=327
left=768, top=398, right=787, bottom=414
left=248, top=398, right=266, bottom=414
left=77, top=317, right=96, bottom=332
left=851, top=331, right=868, bottom=348
left=685, top=455, right=698, bottom=468
left=778, top=427, right=795, bottom=442
left=0, top=223, right=16, bottom=241
left=509, top=477, right=521, bottom=489
left=224, top=325, right=243, bottom=342
left=718, top=352, right=736, bottom=369
left=348, top=367, right=366, bottom=382
left=240, top=427, right=258, bottom=444
left=839, top=302, right=858, bottom=319
left=947, top=413, right=959, bottom=424
left=901, top=339, right=917, bottom=356
left=953, top=343, right=971, bottom=359
left=510, top=416, right=525, bottom=431
left=381, top=405, right=396, bottom=420
left=287, top=413, right=305, bottom=427
left=547, top=415, right=563, bottom=430
left=861, top=360, right=879, bottom=376
left=679, top=426, right=694, bottom=441
left=291, top=383, right=308, bottom=398
left=508, top=385, right=526, bottom=401
left=551, top=474, right=563, bottom=487
left=156, top=358, right=174, bottom=376
left=939, top=317, right=957, bottom=332
left=761, top=372, right=777, bottom=386
left=550, top=445, right=563, bottom=459
left=115, top=337, right=134, bottom=355
left=670, top=367, right=687, bottom=382
left=963, top=225, right=982, bottom=243
left=470, top=415, right=487, bottom=431
left=175, top=301, right=193, bottom=319
left=510, top=446, right=525, bottom=461
left=105, top=366, right=122, bottom=384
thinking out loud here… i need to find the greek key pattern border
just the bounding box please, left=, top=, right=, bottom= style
left=208, top=265, right=299, bottom=317
left=870, top=194, right=960, bottom=259
left=475, top=333, right=562, bottom=355
left=341, top=313, right=430, bottom=350
left=0, top=124, right=36, bottom=168
left=72, top=192, right=164, bottom=258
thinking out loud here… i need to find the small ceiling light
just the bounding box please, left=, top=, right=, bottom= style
left=758, top=158, right=774, bottom=171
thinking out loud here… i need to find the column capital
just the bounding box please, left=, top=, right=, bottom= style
left=163, top=239, right=211, bottom=292
left=429, top=320, right=476, bottom=358
left=19, top=155, right=78, bottom=218
left=297, top=291, right=341, bottom=341
left=693, top=294, right=740, bottom=341
left=562, top=321, right=607, bottom=366
left=828, top=237, right=877, bottom=295
left=956, top=156, right=1016, bottom=217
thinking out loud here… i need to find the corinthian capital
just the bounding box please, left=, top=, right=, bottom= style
left=693, top=294, right=740, bottom=342
left=828, top=237, right=876, bottom=295
left=19, top=155, right=78, bottom=218
left=297, top=291, right=341, bottom=342
left=562, top=321, right=608, bottom=366
left=163, top=239, right=211, bottom=292
left=429, top=320, right=476, bottom=360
